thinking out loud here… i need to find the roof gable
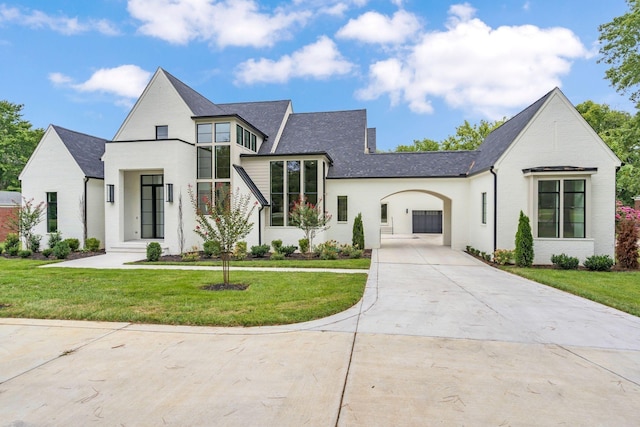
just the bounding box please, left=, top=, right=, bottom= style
left=469, top=88, right=554, bottom=174
left=163, top=69, right=227, bottom=116
left=219, top=100, right=291, bottom=149
left=52, top=125, right=107, bottom=179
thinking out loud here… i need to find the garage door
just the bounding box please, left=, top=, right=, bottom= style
left=412, top=210, right=442, bottom=233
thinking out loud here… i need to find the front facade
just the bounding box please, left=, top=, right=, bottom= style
left=22, top=68, right=621, bottom=264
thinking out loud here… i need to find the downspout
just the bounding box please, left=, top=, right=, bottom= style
left=258, top=205, right=264, bottom=246
left=489, top=166, right=497, bottom=253
left=83, top=177, right=89, bottom=246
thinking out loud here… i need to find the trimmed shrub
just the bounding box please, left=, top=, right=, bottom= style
left=515, top=211, right=534, bottom=267
left=42, top=248, right=53, bottom=258
left=146, top=242, right=162, bottom=262
left=616, top=218, right=639, bottom=269
left=315, top=240, right=339, bottom=260
left=203, top=240, right=221, bottom=258
left=270, top=252, right=285, bottom=260
left=28, top=234, right=42, bottom=253
left=233, top=241, right=247, bottom=260
left=279, top=245, right=297, bottom=257
left=271, top=239, right=283, bottom=254
left=4, top=233, right=20, bottom=256
left=85, top=237, right=100, bottom=252
left=48, top=232, right=62, bottom=249
left=181, top=248, right=199, bottom=262
left=493, top=249, right=514, bottom=265
left=298, top=238, right=309, bottom=255
left=551, top=253, right=580, bottom=270
left=352, top=213, right=365, bottom=249
left=64, top=238, right=80, bottom=252
left=250, top=244, right=270, bottom=258
left=19, top=249, right=32, bottom=258
left=584, top=255, right=614, bottom=272
left=53, top=241, right=71, bottom=260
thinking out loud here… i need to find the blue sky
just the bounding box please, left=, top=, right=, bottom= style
left=0, top=0, right=634, bottom=151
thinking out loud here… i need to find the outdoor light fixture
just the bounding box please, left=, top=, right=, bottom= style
left=106, top=184, right=115, bottom=203
left=166, top=183, right=174, bottom=203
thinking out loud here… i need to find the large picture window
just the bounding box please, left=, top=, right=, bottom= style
left=270, top=159, right=320, bottom=226
left=537, top=179, right=585, bottom=238
left=46, top=192, right=57, bottom=233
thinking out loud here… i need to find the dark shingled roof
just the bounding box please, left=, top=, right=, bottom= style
left=52, top=125, right=107, bottom=179
left=367, top=128, right=376, bottom=153
left=233, top=165, right=269, bottom=206
left=220, top=100, right=291, bottom=149
left=469, top=88, right=554, bottom=175
left=163, top=69, right=226, bottom=116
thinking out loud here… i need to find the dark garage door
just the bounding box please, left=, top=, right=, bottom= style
left=412, top=210, right=442, bottom=233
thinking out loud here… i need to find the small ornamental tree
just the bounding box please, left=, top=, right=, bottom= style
left=289, top=197, right=331, bottom=255
left=514, top=211, right=534, bottom=267
left=188, top=184, right=256, bottom=285
left=352, top=212, right=364, bottom=249
left=7, top=197, right=45, bottom=252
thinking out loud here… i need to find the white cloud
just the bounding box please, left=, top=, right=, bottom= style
left=336, top=9, right=421, bottom=44
left=127, top=0, right=310, bottom=47
left=49, top=65, right=152, bottom=103
left=357, top=3, right=590, bottom=118
left=0, top=4, right=119, bottom=35
left=235, top=36, right=354, bottom=84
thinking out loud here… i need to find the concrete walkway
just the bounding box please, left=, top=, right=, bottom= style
left=1, top=237, right=640, bottom=425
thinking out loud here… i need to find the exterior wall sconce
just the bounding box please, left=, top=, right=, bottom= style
left=406, top=208, right=409, bottom=214
left=166, top=183, right=174, bottom=203
left=106, top=184, right=115, bottom=203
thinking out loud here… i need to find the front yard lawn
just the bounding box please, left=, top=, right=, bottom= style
left=0, top=259, right=367, bottom=326
left=503, top=267, right=640, bottom=317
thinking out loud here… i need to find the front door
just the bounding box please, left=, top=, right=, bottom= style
left=141, top=175, right=164, bottom=239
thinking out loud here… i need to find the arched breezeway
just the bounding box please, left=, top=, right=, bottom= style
left=379, top=189, right=452, bottom=247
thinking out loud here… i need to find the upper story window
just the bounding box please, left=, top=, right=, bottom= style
left=197, top=124, right=212, bottom=143
left=236, top=124, right=258, bottom=152
left=537, top=179, right=586, bottom=238
left=156, top=125, right=168, bottom=140
left=215, top=123, right=230, bottom=142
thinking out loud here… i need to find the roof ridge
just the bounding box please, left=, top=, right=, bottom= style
left=161, top=69, right=226, bottom=116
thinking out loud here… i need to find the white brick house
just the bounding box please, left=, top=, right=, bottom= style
left=21, top=68, right=621, bottom=264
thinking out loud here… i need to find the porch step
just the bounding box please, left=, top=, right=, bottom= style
left=108, top=241, right=170, bottom=254
left=380, top=226, right=393, bottom=235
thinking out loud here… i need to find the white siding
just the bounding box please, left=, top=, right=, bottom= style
left=467, top=172, right=494, bottom=254
left=19, top=127, right=87, bottom=247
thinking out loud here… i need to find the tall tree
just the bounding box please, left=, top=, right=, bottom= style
left=0, top=101, right=43, bottom=191
left=599, top=0, right=640, bottom=107
left=576, top=101, right=640, bottom=204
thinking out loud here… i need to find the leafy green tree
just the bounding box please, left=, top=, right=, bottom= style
left=599, top=0, right=640, bottom=107
left=576, top=101, right=640, bottom=204
left=289, top=197, right=331, bottom=255
left=6, top=197, right=45, bottom=251
left=352, top=212, right=364, bottom=249
left=514, top=211, right=534, bottom=267
left=0, top=101, right=44, bottom=190
left=393, top=119, right=504, bottom=152
left=395, top=138, right=440, bottom=152
left=189, top=184, right=255, bottom=285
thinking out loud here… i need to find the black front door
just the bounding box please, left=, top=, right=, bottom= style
left=141, top=175, right=164, bottom=239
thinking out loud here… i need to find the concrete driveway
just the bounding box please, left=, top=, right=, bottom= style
left=1, top=236, right=640, bottom=426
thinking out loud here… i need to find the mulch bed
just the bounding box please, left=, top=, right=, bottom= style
left=156, top=249, right=372, bottom=263
left=201, top=283, right=249, bottom=291
left=465, top=250, right=635, bottom=271
left=2, top=249, right=106, bottom=261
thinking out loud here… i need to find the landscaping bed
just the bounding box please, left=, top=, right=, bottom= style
left=155, top=249, right=371, bottom=263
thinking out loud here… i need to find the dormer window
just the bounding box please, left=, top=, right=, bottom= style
left=156, top=125, right=168, bottom=140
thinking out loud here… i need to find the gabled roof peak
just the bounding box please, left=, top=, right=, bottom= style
left=51, top=124, right=107, bottom=179
left=159, top=68, right=226, bottom=116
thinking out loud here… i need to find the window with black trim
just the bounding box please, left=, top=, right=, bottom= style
left=47, top=192, right=57, bottom=233
left=537, top=179, right=585, bottom=238
left=156, top=125, right=168, bottom=140
left=481, top=192, right=487, bottom=225
left=381, top=203, right=388, bottom=223
left=337, top=196, right=347, bottom=222
left=270, top=160, right=320, bottom=226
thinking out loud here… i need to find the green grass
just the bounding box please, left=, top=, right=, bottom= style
left=137, top=258, right=371, bottom=269
left=0, top=259, right=367, bottom=326
left=503, top=266, right=640, bottom=317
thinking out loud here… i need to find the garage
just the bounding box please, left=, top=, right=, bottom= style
left=412, top=210, right=442, bottom=233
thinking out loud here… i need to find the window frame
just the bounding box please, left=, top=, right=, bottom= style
left=381, top=203, right=388, bottom=224
left=156, top=125, right=168, bottom=140
left=536, top=178, right=587, bottom=239
left=481, top=192, right=487, bottom=225
left=46, top=192, right=57, bottom=233
left=337, top=196, right=348, bottom=222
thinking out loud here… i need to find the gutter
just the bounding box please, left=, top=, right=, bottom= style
left=490, top=166, right=497, bottom=253
left=83, top=177, right=89, bottom=246
left=258, top=205, right=264, bottom=246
